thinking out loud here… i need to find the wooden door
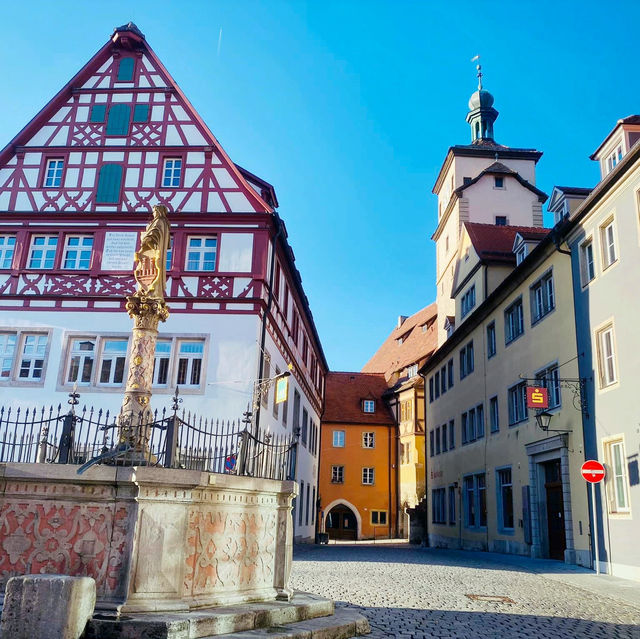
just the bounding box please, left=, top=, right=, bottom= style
left=544, top=460, right=566, bottom=560
left=326, top=505, right=358, bottom=540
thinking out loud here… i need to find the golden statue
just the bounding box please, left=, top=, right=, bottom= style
left=134, top=204, right=171, bottom=300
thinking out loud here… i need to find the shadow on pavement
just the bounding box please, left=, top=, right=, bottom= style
left=334, top=602, right=640, bottom=639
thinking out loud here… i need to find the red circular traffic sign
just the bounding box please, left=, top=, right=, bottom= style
left=581, top=460, right=605, bottom=483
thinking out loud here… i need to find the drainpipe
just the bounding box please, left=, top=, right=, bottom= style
left=255, top=212, right=283, bottom=434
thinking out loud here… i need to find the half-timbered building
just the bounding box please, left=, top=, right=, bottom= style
left=0, top=23, right=326, bottom=541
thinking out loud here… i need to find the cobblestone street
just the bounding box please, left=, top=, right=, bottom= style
left=291, top=544, right=640, bottom=638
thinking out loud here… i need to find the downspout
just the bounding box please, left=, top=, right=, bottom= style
left=255, top=212, right=283, bottom=434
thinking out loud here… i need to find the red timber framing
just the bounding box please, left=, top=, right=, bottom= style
left=0, top=23, right=327, bottom=412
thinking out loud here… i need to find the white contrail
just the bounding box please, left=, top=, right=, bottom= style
left=217, top=28, right=223, bottom=57
left=471, top=54, right=480, bottom=62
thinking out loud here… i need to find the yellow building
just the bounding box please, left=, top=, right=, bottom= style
left=362, top=304, right=437, bottom=537
left=320, top=372, right=397, bottom=540
left=422, top=224, right=590, bottom=566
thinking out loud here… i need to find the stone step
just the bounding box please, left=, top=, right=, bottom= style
left=85, top=593, right=335, bottom=639
left=212, top=608, right=370, bottom=638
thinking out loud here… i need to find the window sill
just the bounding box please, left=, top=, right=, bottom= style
left=505, top=332, right=525, bottom=347
left=508, top=418, right=529, bottom=428
left=531, top=307, right=556, bottom=328
left=497, top=528, right=516, bottom=536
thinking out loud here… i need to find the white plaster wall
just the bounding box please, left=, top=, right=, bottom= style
left=463, top=177, right=540, bottom=227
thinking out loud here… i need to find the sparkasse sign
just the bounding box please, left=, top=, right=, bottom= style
left=526, top=386, right=549, bottom=409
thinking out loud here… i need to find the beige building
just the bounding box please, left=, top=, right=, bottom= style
left=422, top=225, right=590, bottom=566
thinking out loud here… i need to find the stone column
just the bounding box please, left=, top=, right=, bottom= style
left=117, top=205, right=171, bottom=463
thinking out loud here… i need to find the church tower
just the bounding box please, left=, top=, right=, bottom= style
left=432, top=65, right=547, bottom=346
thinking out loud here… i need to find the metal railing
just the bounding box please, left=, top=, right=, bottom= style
left=0, top=389, right=297, bottom=481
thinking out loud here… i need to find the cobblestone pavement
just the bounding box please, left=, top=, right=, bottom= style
left=290, top=544, right=640, bottom=639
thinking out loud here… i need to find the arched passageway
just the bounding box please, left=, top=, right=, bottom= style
left=326, top=503, right=358, bottom=540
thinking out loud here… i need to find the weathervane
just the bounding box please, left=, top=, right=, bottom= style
left=471, top=54, right=482, bottom=90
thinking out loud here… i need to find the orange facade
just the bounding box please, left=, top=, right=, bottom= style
left=320, top=372, right=397, bottom=540
left=319, top=422, right=397, bottom=539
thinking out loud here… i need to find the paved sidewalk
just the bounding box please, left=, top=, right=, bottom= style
left=291, top=543, right=640, bottom=638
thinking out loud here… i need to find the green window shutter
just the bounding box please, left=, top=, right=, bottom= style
left=106, top=104, right=131, bottom=135
left=96, top=164, right=123, bottom=204
left=90, top=105, right=106, bottom=122
left=117, top=57, right=135, bottom=81
left=133, top=104, right=149, bottom=123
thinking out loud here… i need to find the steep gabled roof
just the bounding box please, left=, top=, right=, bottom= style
left=454, top=161, right=548, bottom=203
left=590, top=114, right=640, bottom=160
left=464, top=222, right=549, bottom=265
left=0, top=23, right=273, bottom=214
left=323, top=372, right=395, bottom=425
left=362, top=303, right=437, bottom=379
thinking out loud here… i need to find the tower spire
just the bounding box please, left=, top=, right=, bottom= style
left=466, top=56, right=498, bottom=144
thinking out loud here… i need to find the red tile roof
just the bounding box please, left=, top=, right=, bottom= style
left=323, top=372, right=395, bottom=425
left=361, top=303, right=438, bottom=380
left=464, top=222, right=549, bottom=265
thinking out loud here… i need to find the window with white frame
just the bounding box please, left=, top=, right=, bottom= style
left=153, top=340, right=172, bottom=386
left=17, top=334, right=48, bottom=381
left=515, top=245, right=527, bottom=265
left=331, top=465, right=344, bottom=483
left=605, top=145, right=623, bottom=175
left=0, top=331, right=50, bottom=384
left=162, top=158, right=182, bottom=187
left=362, top=399, right=376, bottom=413
left=505, top=298, right=524, bottom=344
left=604, top=438, right=631, bottom=514
left=580, top=238, right=595, bottom=284
left=596, top=323, right=618, bottom=387
left=600, top=219, right=617, bottom=269
left=0, top=333, right=17, bottom=379
left=497, top=467, right=514, bottom=530
left=44, top=158, right=64, bottom=187
left=530, top=271, right=555, bottom=324
left=66, top=338, right=97, bottom=385
left=362, top=432, right=375, bottom=448
left=332, top=430, right=345, bottom=447
left=536, top=364, right=561, bottom=408
left=98, top=339, right=128, bottom=386
left=461, top=285, right=476, bottom=318
left=362, top=467, right=375, bottom=485
left=176, top=341, right=204, bottom=387
left=371, top=510, right=387, bottom=525
left=28, top=235, right=58, bottom=269
left=508, top=381, right=528, bottom=425
left=186, top=236, right=217, bottom=271
left=407, top=363, right=418, bottom=378
left=63, top=236, right=93, bottom=270
left=0, top=236, right=15, bottom=269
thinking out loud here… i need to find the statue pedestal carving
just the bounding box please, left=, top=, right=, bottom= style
left=0, top=464, right=297, bottom=613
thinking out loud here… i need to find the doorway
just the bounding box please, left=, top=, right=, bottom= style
left=544, top=459, right=566, bottom=560
left=326, top=504, right=358, bottom=540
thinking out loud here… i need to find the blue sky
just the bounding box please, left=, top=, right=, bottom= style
left=1, top=1, right=639, bottom=371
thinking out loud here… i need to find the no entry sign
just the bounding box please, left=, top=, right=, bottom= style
left=581, top=460, right=605, bottom=483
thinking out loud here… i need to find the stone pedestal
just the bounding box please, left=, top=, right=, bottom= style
left=0, top=464, right=297, bottom=613
left=1, top=574, right=95, bottom=639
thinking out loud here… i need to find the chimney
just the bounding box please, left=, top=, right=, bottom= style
left=397, top=315, right=408, bottom=328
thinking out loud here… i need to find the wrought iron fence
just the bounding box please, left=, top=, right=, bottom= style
left=0, top=389, right=297, bottom=482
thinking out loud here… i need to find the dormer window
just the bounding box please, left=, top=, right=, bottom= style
left=516, top=245, right=527, bottom=265
left=363, top=399, right=376, bottom=413
left=407, top=364, right=418, bottom=378
left=461, top=285, right=476, bottom=318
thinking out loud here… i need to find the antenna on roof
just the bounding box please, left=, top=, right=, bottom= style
left=471, top=54, right=482, bottom=90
